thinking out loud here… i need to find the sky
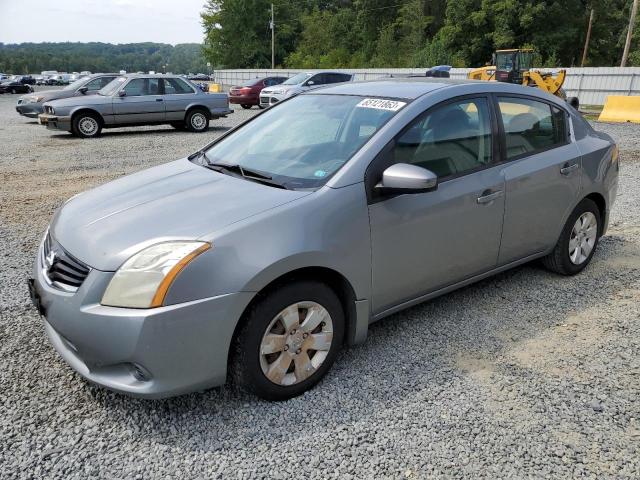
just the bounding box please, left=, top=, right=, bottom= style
left=0, top=0, right=207, bottom=45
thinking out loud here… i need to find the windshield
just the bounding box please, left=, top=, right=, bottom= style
left=98, top=76, right=126, bottom=96
left=64, top=77, right=89, bottom=90
left=202, top=94, right=405, bottom=189
left=282, top=72, right=312, bottom=85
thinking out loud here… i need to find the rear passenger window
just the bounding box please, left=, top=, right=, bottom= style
left=164, top=78, right=193, bottom=94
left=391, top=98, right=492, bottom=179
left=498, top=97, right=567, bottom=159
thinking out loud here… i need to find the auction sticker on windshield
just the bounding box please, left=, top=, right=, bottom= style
left=356, top=98, right=407, bottom=111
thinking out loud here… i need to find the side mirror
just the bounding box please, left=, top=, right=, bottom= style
left=78, top=86, right=88, bottom=94
left=376, top=163, right=438, bottom=194
left=118, top=90, right=126, bottom=97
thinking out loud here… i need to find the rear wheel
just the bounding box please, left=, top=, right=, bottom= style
left=185, top=108, right=209, bottom=132
left=240, top=104, right=252, bottom=110
left=71, top=112, right=102, bottom=138
left=231, top=281, right=344, bottom=400
left=542, top=198, right=601, bottom=275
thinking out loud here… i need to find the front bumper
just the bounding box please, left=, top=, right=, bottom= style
left=16, top=102, right=44, bottom=118
left=30, top=240, right=253, bottom=398
left=259, top=93, right=285, bottom=107
left=38, top=113, right=71, bottom=130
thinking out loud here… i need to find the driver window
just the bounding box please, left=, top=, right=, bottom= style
left=84, top=78, right=105, bottom=91
left=392, top=97, right=492, bottom=179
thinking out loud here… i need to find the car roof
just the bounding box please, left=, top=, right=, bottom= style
left=117, top=73, right=184, bottom=79
left=312, top=77, right=560, bottom=101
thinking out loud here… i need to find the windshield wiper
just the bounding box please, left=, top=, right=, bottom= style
left=208, top=162, right=272, bottom=180
left=206, top=161, right=291, bottom=190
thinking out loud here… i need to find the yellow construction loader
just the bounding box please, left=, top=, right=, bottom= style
left=468, top=49, right=579, bottom=108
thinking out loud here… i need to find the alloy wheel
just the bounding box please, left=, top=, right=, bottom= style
left=78, top=117, right=98, bottom=136
left=569, top=212, right=597, bottom=264
left=259, top=301, right=334, bottom=386
left=191, top=113, right=207, bottom=130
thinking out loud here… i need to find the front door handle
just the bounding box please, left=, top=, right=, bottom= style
left=560, top=162, right=579, bottom=175
left=155, top=98, right=164, bottom=102
left=477, top=189, right=503, bottom=204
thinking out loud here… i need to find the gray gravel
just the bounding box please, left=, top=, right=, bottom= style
left=1, top=89, right=639, bottom=479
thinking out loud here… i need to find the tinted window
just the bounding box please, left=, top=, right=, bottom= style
left=124, top=78, right=161, bottom=96
left=164, top=78, right=193, bottom=94
left=392, top=98, right=493, bottom=178
left=498, top=97, right=567, bottom=159
left=327, top=73, right=351, bottom=83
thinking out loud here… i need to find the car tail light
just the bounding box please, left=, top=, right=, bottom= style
left=240, top=87, right=252, bottom=94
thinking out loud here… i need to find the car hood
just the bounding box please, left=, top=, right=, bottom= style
left=51, top=158, right=311, bottom=271
left=45, top=94, right=112, bottom=108
left=28, top=89, right=72, bottom=100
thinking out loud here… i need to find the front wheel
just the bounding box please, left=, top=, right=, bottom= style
left=71, top=112, right=102, bottom=138
left=185, top=109, right=209, bottom=132
left=542, top=198, right=601, bottom=275
left=231, top=281, right=344, bottom=400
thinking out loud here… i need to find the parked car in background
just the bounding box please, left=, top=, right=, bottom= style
left=16, top=73, right=119, bottom=118
left=29, top=78, right=618, bottom=401
left=229, top=76, right=288, bottom=109
left=188, top=73, right=210, bottom=81
left=34, top=76, right=47, bottom=85
left=10, top=75, right=36, bottom=85
left=259, top=71, right=354, bottom=107
left=80, top=71, right=92, bottom=77
left=0, top=81, right=33, bottom=94
left=38, top=74, right=232, bottom=138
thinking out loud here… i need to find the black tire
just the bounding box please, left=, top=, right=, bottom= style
left=170, top=122, right=186, bottom=130
left=231, top=281, right=345, bottom=401
left=71, top=112, right=102, bottom=138
left=185, top=108, right=209, bottom=132
left=542, top=198, right=601, bottom=275
left=258, top=104, right=265, bottom=110
left=240, top=104, right=252, bottom=109
left=567, top=97, right=580, bottom=110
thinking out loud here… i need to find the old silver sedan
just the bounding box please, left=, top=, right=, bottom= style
left=30, top=78, right=618, bottom=400
left=38, top=74, right=232, bottom=137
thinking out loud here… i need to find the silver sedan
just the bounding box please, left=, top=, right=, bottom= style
left=29, top=78, right=618, bottom=400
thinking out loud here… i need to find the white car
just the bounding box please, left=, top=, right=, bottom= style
left=259, top=71, right=353, bottom=107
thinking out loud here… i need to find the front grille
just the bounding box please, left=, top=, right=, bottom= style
left=42, top=232, right=90, bottom=291
left=260, top=96, right=269, bottom=104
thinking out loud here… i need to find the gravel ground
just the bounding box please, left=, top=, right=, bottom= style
left=1, top=88, right=639, bottom=479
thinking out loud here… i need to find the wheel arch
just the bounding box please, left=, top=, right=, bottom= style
left=185, top=104, right=211, bottom=119
left=583, top=191, right=606, bottom=236
left=70, top=107, right=104, bottom=125
left=227, top=266, right=364, bottom=371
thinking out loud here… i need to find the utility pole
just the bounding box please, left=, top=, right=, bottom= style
left=621, top=0, right=639, bottom=67
left=270, top=3, right=275, bottom=69
left=581, top=8, right=595, bottom=67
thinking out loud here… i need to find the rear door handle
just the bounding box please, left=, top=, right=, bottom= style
left=477, top=190, right=503, bottom=204
left=560, top=162, right=579, bottom=175
left=156, top=98, right=164, bottom=102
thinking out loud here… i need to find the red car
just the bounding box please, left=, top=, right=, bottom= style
left=229, top=76, right=288, bottom=109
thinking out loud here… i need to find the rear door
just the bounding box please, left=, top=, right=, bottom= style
left=112, top=78, right=165, bottom=124
left=162, top=77, right=198, bottom=121
left=495, top=95, right=581, bottom=264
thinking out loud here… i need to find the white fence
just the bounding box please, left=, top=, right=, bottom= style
left=214, top=67, right=640, bottom=106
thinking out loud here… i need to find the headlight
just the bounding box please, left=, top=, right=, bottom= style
left=271, top=89, right=284, bottom=95
left=101, top=241, right=210, bottom=308
left=27, top=96, right=44, bottom=103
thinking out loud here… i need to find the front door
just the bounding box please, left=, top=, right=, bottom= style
left=368, top=96, right=506, bottom=314
left=112, top=78, right=165, bottom=124
left=495, top=96, right=582, bottom=264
